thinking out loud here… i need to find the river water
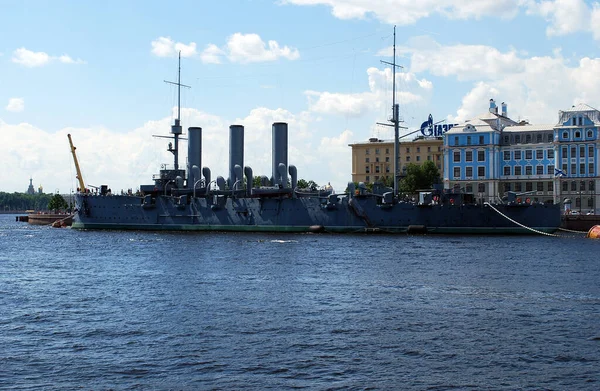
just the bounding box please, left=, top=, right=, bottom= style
left=1, top=214, right=599, bottom=390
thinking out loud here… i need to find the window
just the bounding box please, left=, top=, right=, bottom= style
left=515, top=150, right=522, bottom=160
left=385, top=157, right=390, bottom=162
left=536, top=134, right=542, bottom=143
left=453, top=167, right=460, bottom=178
left=575, top=131, right=581, bottom=139
left=571, top=164, right=576, bottom=175
left=406, top=156, right=410, bottom=162
left=580, top=146, right=585, bottom=157
left=525, top=166, right=533, bottom=175
left=536, top=150, right=543, bottom=160
left=366, top=148, right=370, bottom=155
left=562, top=181, right=568, bottom=191
left=466, top=167, right=473, bottom=177
left=416, top=156, right=421, bottom=162
left=504, top=166, right=511, bottom=175
left=467, top=136, right=472, bottom=145
left=589, top=145, right=594, bottom=157
left=375, top=166, right=380, bottom=173
left=580, top=163, right=585, bottom=175
left=454, top=137, right=459, bottom=146
left=504, top=135, right=509, bottom=144
left=589, top=163, right=595, bottom=175
left=587, top=130, right=593, bottom=138
left=375, top=157, right=379, bottom=163
left=477, top=150, right=485, bottom=162
left=466, top=184, right=473, bottom=193
left=466, top=151, right=473, bottom=162
left=427, top=155, right=431, bottom=161
left=478, top=166, right=485, bottom=178
left=526, top=134, right=532, bottom=143
left=526, top=182, right=533, bottom=191
left=504, top=183, right=511, bottom=192
left=385, top=148, right=389, bottom=154
left=375, top=148, right=380, bottom=155
left=366, top=157, right=370, bottom=163
left=548, top=181, right=553, bottom=192
left=590, top=181, right=595, bottom=191
left=547, top=164, right=554, bottom=175
left=515, top=135, right=521, bottom=143
left=365, top=166, right=370, bottom=173
left=386, top=165, right=390, bottom=173
left=580, top=181, right=586, bottom=191
left=515, top=166, right=522, bottom=175
left=537, top=182, right=544, bottom=191
left=515, top=182, right=522, bottom=191
left=562, top=131, right=568, bottom=139
left=536, top=165, right=543, bottom=175
left=504, top=151, right=511, bottom=160
left=525, top=150, right=533, bottom=160
left=571, top=146, right=576, bottom=157
left=548, top=149, right=554, bottom=159
left=571, top=181, right=577, bottom=191
left=406, top=147, right=410, bottom=153
left=365, top=175, right=370, bottom=182
left=478, top=183, right=486, bottom=193
left=562, top=147, right=567, bottom=158
left=547, top=133, right=553, bottom=143
left=417, top=147, right=421, bottom=153
left=588, top=198, right=594, bottom=208
left=427, top=146, right=431, bottom=152
left=453, top=151, right=460, bottom=162
left=479, top=135, right=484, bottom=144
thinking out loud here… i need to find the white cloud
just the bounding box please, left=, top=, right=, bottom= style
left=151, top=37, right=198, bottom=58
left=200, top=44, right=225, bottom=64
left=12, top=47, right=85, bottom=67
left=12, top=48, right=50, bottom=67
left=526, top=0, right=590, bottom=36
left=398, top=38, right=600, bottom=124
left=225, top=33, right=300, bottom=63
left=283, top=0, right=521, bottom=25
left=304, top=66, right=431, bottom=118
left=6, top=98, right=25, bottom=112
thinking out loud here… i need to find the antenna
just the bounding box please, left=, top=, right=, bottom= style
left=377, top=26, right=405, bottom=196
left=163, top=51, right=191, bottom=170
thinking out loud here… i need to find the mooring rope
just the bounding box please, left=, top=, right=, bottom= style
left=557, top=227, right=588, bottom=234
left=483, top=202, right=558, bottom=237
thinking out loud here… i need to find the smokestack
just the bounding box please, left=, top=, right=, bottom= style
left=228, top=125, right=244, bottom=188
left=187, top=127, right=202, bottom=189
left=501, top=102, right=507, bottom=117
left=272, top=122, right=288, bottom=187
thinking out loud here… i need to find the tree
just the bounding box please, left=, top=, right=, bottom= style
left=398, top=161, right=441, bottom=194
left=48, top=194, right=68, bottom=213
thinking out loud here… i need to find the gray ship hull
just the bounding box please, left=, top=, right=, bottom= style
left=72, top=193, right=561, bottom=234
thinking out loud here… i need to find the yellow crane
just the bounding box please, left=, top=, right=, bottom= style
left=67, top=134, right=86, bottom=192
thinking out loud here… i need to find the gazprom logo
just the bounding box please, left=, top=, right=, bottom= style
left=420, top=114, right=456, bottom=137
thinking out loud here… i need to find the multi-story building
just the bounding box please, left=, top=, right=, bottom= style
left=349, top=136, right=443, bottom=184
left=444, top=99, right=599, bottom=213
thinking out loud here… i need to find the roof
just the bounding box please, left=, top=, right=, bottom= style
left=502, top=124, right=554, bottom=132
left=561, top=103, right=599, bottom=113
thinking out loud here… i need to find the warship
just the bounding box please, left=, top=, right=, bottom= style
left=71, top=34, right=561, bottom=234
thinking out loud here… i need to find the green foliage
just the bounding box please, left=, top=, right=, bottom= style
left=48, top=194, right=69, bottom=213
left=398, top=161, right=441, bottom=194
left=0, top=192, right=53, bottom=211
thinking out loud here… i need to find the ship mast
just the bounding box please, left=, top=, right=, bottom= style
left=164, top=51, right=190, bottom=170
left=379, top=26, right=403, bottom=196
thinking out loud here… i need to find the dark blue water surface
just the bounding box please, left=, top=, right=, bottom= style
left=1, top=214, right=599, bottom=390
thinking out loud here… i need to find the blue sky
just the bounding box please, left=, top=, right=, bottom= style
left=2, top=0, right=600, bottom=193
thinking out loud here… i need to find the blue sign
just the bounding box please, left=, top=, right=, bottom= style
left=420, top=114, right=456, bottom=137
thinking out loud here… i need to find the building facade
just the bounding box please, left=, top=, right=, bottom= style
left=444, top=100, right=600, bottom=213
left=349, top=136, right=443, bottom=184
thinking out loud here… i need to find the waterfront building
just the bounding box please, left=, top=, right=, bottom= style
left=349, top=136, right=443, bottom=184
left=444, top=99, right=599, bottom=213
